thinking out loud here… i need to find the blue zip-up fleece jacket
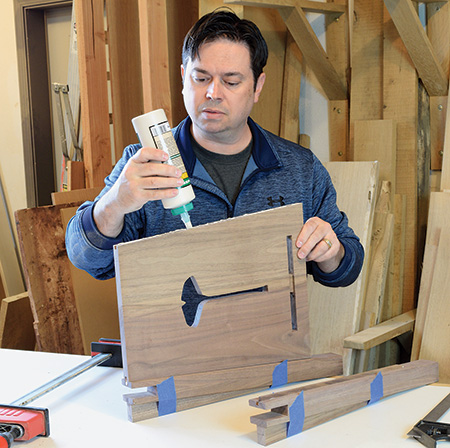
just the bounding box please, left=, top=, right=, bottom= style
left=66, top=117, right=364, bottom=286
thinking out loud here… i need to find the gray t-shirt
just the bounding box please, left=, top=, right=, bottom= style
left=190, top=136, right=252, bottom=205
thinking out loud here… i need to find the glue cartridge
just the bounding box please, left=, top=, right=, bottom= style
left=131, top=109, right=195, bottom=228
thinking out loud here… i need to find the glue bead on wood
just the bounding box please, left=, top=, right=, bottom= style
left=132, top=109, right=195, bottom=229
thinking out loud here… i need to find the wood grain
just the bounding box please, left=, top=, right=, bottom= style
left=419, top=231, right=450, bottom=383
left=0, top=292, right=35, bottom=350
left=309, top=162, right=378, bottom=374
left=115, top=204, right=309, bottom=385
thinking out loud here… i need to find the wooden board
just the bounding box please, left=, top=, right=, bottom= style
left=0, top=169, right=24, bottom=297
left=383, top=4, right=418, bottom=313
left=105, top=0, right=144, bottom=162
left=246, top=6, right=287, bottom=135
left=411, top=192, right=450, bottom=361
left=384, top=0, right=447, bottom=96
left=0, top=292, right=35, bottom=350
left=427, top=1, right=450, bottom=170
left=75, top=0, right=112, bottom=188
left=308, top=161, right=378, bottom=375
left=138, top=0, right=172, bottom=121
left=60, top=207, right=120, bottom=354
left=124, top=353, right=342, bottom=397
left=124, top=353, right=343, bottom=421
left=279, top=32, right=302, bottom=142
left=441, top=95, right=450, bottom=191
left=51, top=186, right=102, bottom=206
left=15, top=203, right=84, bottom=354
left=249, top=359, right=438, bottom=445
left=325, top=0, right=349, bottom=160
left=344, top=309, right=415, bottom=351
left=353, top=120, right=396, bottom=195
left=114, top=204, right=309, bottom=386
left=419, top=230, right=450, bottom=383
left=349, top=0, right=384, bottom=159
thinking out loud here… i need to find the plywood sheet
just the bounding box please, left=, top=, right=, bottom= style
left=114, top=204, right=309, bottom=386
left=309, top=161, right=378, bottom=375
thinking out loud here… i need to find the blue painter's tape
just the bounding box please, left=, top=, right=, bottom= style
left=271, top=360, right=288, bottom=389
left=287, top=391, right=305, bottom=438
left=157, top=376, right=177, bottom=416
left=368, top=372, right=384, bottom=405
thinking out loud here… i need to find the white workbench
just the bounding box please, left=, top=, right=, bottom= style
left=1, top=348, right=449, bottom=447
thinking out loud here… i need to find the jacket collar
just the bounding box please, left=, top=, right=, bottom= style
left=173, top=116, right=281, bottom=176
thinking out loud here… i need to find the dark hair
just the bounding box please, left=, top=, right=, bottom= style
left=182, top=9, right=268, bottom=90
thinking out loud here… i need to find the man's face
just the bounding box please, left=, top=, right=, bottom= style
left=181, top=39, right=265, bottom=149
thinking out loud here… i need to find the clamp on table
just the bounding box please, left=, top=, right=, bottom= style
left=408, top=392, right=450, bottom=447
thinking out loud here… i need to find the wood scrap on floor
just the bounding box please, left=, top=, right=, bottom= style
left=249, top=360, right=438, bottom=446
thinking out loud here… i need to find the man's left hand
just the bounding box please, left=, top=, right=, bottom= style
left=295, top=217, right=345, bottom=273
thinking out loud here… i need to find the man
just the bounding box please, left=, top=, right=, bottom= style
left=66, top=9, right=364, bottom=286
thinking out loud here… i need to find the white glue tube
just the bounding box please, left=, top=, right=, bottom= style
left=132, top=109, right=195, bottom=228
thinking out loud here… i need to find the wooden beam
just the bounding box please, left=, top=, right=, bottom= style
left=426, top=1, right=450, bottom=78
left=75, top=0, right=112, bottom=188
left=226, top=1, right=347, bottom=100
left=105, top=0, right=144, bottom=162
left=279, top=32, right=302, bottom=142
left=344, top=309, right=416, bottom=350
left=384, top=0, right=448, bottom=96
left=226, top=0, right=347, bottom=14
left=430, top=96, right=446, bottom=170
left=326, top=0, right=349, bottom=160
left=138, top=0, right=172, bottom=120
left=349, top=1, right=384, bottom=159
left=277, top=6, right=347, bottom=100
left=383, top=4, right=419, bottom=313
left=441, top=95, right=450, bottom=190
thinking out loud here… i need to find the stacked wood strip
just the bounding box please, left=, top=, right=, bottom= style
left=249, top=360, right=439, bottom=445
left=124, top=353, right=343, bottom=422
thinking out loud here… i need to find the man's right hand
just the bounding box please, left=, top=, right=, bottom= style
left=93, top=147, right=183, bottom=238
